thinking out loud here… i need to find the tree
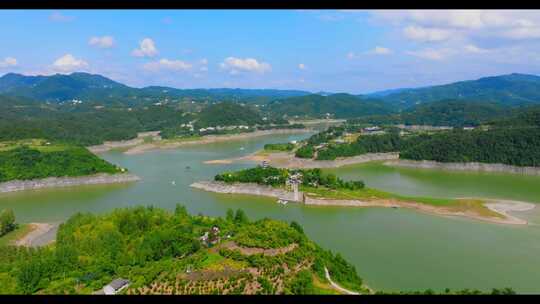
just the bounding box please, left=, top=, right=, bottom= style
left=290, top=221, right=304, bottom=234
left=0, top=209, right=16, bottom=236
left=234, top=209, right=249, bottom=224
left=226, top=209, right=234, bottom=222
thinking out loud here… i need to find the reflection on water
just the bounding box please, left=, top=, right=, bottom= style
left=2, top=131, right=540, bottom=293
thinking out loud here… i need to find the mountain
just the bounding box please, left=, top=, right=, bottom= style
left=194, top=102, right=265, bottom=128
left=378, top=73, right=540, bottom=109
left=267, top=93, right=394, bottom=119
left=0, top=73, right=311, bottom=105
left=348, top=99, right=509, bottom=127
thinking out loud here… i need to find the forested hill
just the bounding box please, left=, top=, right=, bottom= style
left=0, top=205, right=364, bottom=295
left=348, top=100, right=509, bottom=127
left=194, top=102, right=265, bottom=128
left=378, top=73, right=540, bottom=109
left=267, top=93, right=394, bottom=119
left=0, top=73, right=311, bottom=105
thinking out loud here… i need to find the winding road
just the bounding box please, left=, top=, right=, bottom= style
left=324, top=267, right=360, bottom=295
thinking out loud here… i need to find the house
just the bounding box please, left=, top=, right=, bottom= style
left=101, top=278, right=130, bottom=295
left=200, top=226, right=221, bottom=247
left=334, top=139, right=346, bottom=144
left=463, top=126, right=475, bottom=131
left=261, top=161, right=269, bottom=168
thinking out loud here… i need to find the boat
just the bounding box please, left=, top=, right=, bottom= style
left=277, top=199, right=288, bottom=205
left=240, top=147, right=245, bottom=150
left=171, top=181, right=176, bottom=186
left=185, top=166, right=191, bottom=170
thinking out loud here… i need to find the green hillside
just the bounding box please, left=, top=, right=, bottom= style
left=0, top=206, right=363, bottom=295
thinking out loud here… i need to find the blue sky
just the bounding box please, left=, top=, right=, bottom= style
left=2, top=10, right=540, bottom=93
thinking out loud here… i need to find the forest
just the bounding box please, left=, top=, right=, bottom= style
left=215, top=166, right=365, bottom=191
left=0, top=144, right=122, bottom=182
left=0, top=206, right=363, bottom=295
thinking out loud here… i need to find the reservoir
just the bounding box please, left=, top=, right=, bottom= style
left=1, top=131, right=540, bottom=293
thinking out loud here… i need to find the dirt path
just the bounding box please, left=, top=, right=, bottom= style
left=220, top=241, right=298, bottom=256
left=324, top=267, right=360, bottom=295
left=15, top=223, right=59, bottom=247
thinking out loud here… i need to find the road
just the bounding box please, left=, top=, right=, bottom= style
left=324, top=266, right=360, bottom=295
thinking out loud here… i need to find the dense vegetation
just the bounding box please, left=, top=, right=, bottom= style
left=194, top=102, right=265, bottom=128
left=0, top=209, right=15, bottom=237
left=263, top=143, right=295, bottom=152
left=215, top=166, right=365, bottom=191
left=0, top=143, right=122, bottom=182
left=267, top=93, right=393, bottom=119
left=302, top=123, right=540, bottom=167
left=377, top=73, right=540, bottom=109
left=0, top=206, right=363, bottom=295
left=0, top=72, right=310, bottom=105
left=348, top=100, right=508, bottom=127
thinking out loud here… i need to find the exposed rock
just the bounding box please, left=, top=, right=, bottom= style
left=0, top=173, right=140, bottom=193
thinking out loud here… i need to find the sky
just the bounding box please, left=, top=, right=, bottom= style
left=2, top=9, right=540, bottom=94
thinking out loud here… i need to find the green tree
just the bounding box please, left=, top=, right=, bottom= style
left=226, top=209, right=234, bottom=222
left=234, top=209, right=249, bottom=224
left=290, top=221, right=304, bottom=235
left=0, top=209, right=16, bottom=236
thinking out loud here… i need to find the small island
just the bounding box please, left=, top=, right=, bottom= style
left=0, top=139, right=139, bottom=193
left=191, top=165, right=535, bottom=225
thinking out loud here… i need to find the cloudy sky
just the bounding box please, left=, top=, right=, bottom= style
left=2, top=9, right=540, bottom=93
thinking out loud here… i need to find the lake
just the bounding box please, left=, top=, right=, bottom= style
left=1, top=131, right=540, bottom=293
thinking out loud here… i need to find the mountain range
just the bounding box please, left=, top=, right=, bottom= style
left=2, top=72, right=540, bottom=113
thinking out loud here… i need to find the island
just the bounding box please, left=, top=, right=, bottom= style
left=0, top=139, right=139, bottom=193
left=191, top=165, right=535, bottom=225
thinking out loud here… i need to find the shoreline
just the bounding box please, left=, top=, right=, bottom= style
left=0, top=173, right=140, bottom=193
left=122, top=128, right=312, bottom=155
left=190, top=181, right=535, bottom=225
left=87, top=131, right=161, bottom=154
left=385, top=159, right=540, bottom=176
left=205, top=152, right=399, bottom=169
left=15, top=223, right=59, bottom=247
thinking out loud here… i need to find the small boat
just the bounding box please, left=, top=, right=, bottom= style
left=391, top=206, right=398, bottom=209
left=185, top=166, right=191, bottom=170
left=239, top=147, right=245, bottom=151
left=277, top=199, right=288, bottom=205
left=171, top=181, right=176, bottom=186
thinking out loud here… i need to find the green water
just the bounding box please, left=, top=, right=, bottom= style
left=1, top=132, right=540, bottom=293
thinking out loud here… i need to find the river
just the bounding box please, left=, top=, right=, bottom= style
left=1, top=131, right=540, bottom=293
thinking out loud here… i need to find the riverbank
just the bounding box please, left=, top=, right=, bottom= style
left=385, top=159, right=540, bottom=176
left=87, top=131, right=161, bottom=154
left=190, top=181, right=534, bottom=225
left=205, top=151, right=399, bottom=169
left=15, top=223, right=59, bottom=247
left=0, top=173, right=140, bottom=193
left=122, top=129, right=312, bottom=155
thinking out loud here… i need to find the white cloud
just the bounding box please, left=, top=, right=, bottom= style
left=199, top=66, right=208, bottom=72
left=220, top=57, right=271, bottom=74
left=132, top=38, right=158, bottom=57
left=464, top=44, right=489, bottom=54
left=52, top=54, right=88, bottom=72
left=49, top=11, right=74, bottom=22
left=298, top=63, right=306, bottom=70
left=143, top=59, right=192, bottom=72
left=200, top=58, right=208, bottom=65
left=347, top=52, right=357, bottom=59
left=406, top=48, right=453, bottom=60
left=0, top=57, right=17, bottom=68
left=369, top=46, right=392, bottom=55
left=89, top=36, right=115, bottom=48
left=403, top=25, right=454, bottom=42
left=502, top=26, right=540, bottom=39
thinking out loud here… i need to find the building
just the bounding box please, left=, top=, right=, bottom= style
left=200, top=226, right=221, bottom=247
left=101, top=278, right=130, bottom=295
left=261, top=161, right=269, bottom=168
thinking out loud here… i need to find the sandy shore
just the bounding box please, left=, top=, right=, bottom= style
left=88, top=131, right=161, bottom=154
left=15, top=223, right=59, bottom=247
left=123, top=129, right=312, bottom=155
left=385, top=159, right=540, bottom=176
left=191, top=181, right=535, bottom=225
left=0, top=173, right=140, bottom=193
left=204, top=151, right=399, bottom=169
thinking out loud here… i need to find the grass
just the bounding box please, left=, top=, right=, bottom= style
left=312, top=274, right=340, bottom=295
left=0, top=139, right=69, bottom=152
left=299, top=185, right=501, bottom=218
left=201, top=252, right=247, bottom=271
left=0, top=224, right=32, bottom=247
